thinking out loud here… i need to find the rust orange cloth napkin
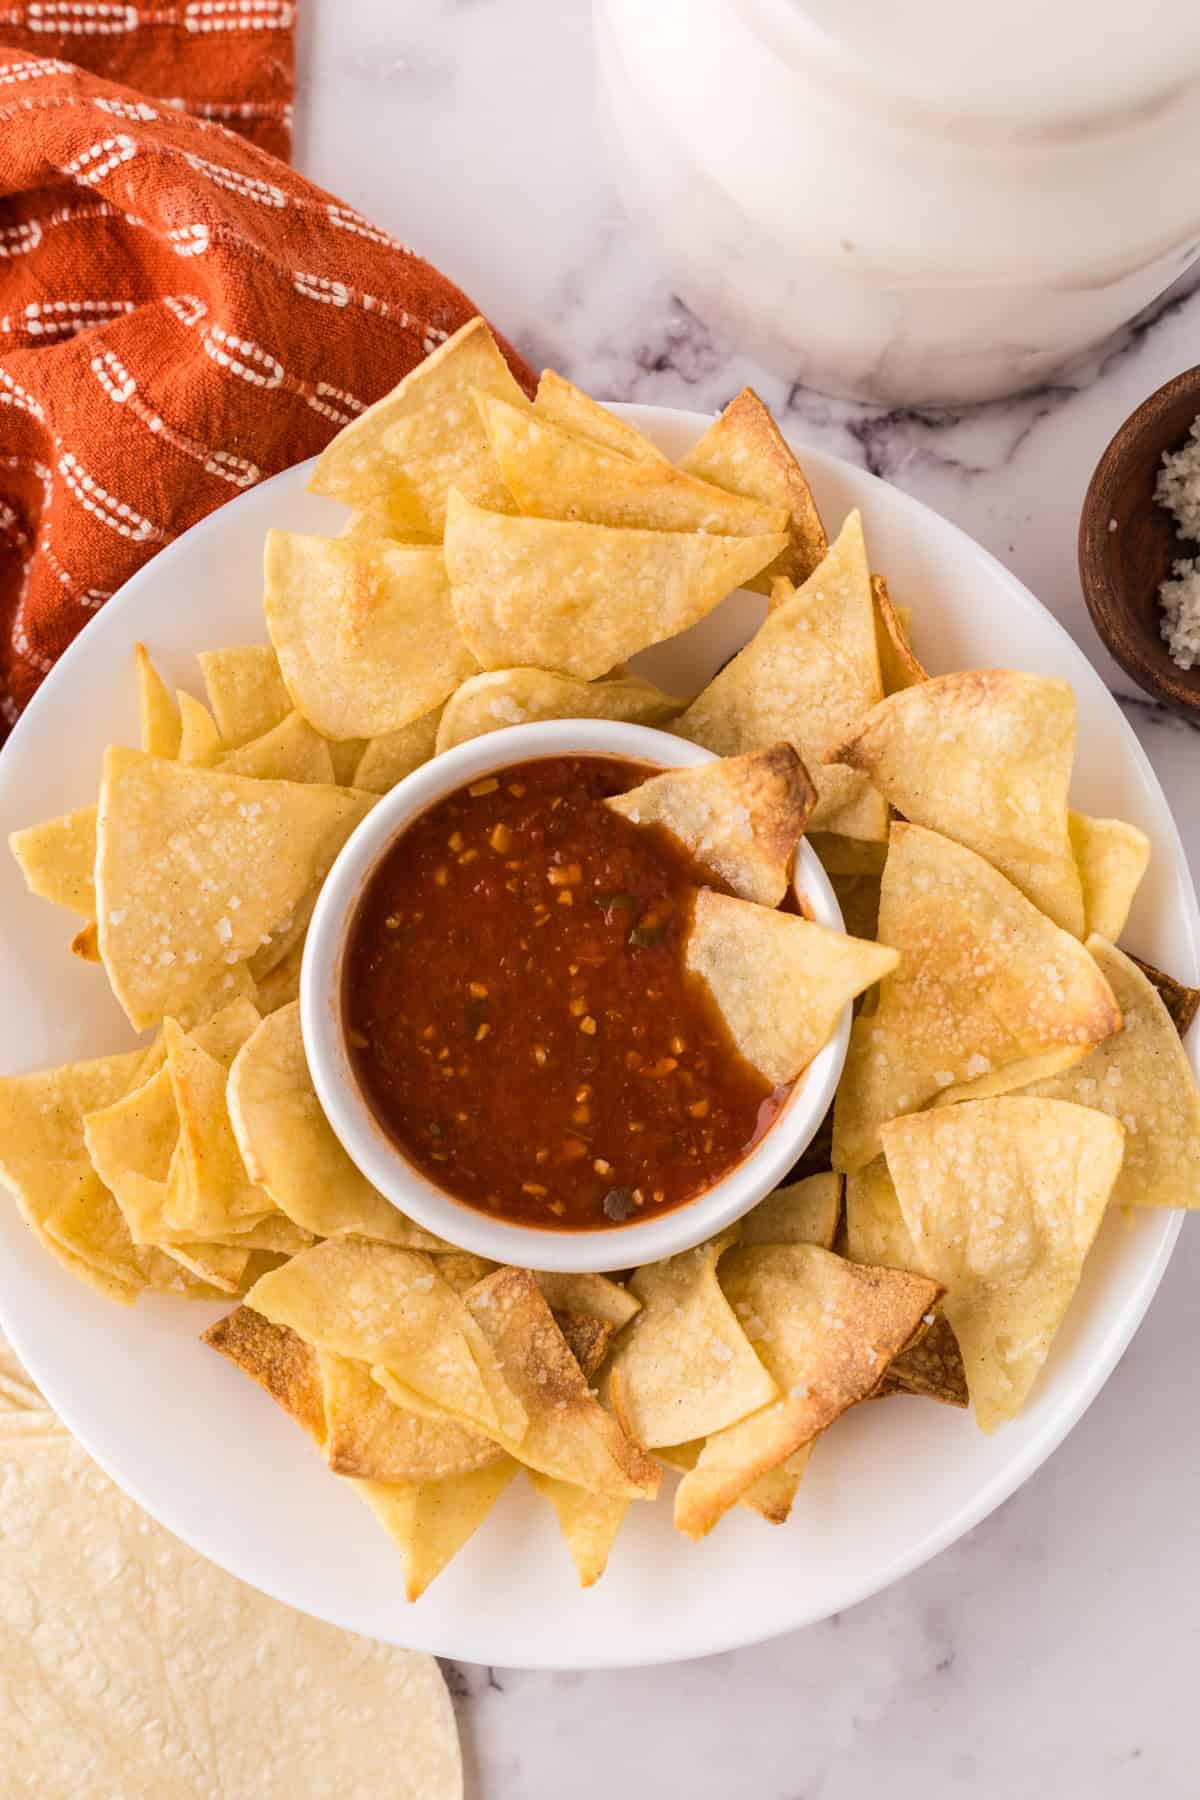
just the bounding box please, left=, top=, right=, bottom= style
left=0, top=44, right=532, bottom=734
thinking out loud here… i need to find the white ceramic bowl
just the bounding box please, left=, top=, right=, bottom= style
left=302, top=717, right=848, bottom=1272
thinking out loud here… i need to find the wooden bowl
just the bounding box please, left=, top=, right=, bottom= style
left=1079, top=365, right=1200, bottom=719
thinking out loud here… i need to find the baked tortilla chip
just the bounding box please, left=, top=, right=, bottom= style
left=135, top=642, right=181, bottom=757
left=528, top=1471, right=628, bottom=1588
left=675, top=512, right=887, bottom=839
left=739, top=1172, right=842, bottom=1249
left=228, top=1002, right=443, bottom=1245
left=10, top=803, right=97, bottom=916
left=829, top=670, right=1085, bottom=936
left=680, top=387, right=827, bottom=593
left=356, top=1460, right=520, bottom=1603
left=309, top=316, right=525, bottom=530
left=554, top=1311, right=617, bottom=1379
left=95, top=749, right=373, bottom=1030
left=534, top=370, right=664, bottom=461
left=881, top=1098, right=1125, bottom=1430
left=832, top=824, right=1123, bottom=1172
left=163, top=1014, right=271, bottom=1237
left=607, top=1234, right=777, bottom=1448
left=246, top=1239, right=526, bottom=1441
left=435, top=667, right=684, bottom=754
left=1129, top=954, right=1200, bottom=1038
left=605, top=745, right=815, bottom=907
left=534, top=1270, right=640, bottom=1330
left=198, top=645, right=291, bottom=747
left=464, top=1268, right=660, bottom=1499
left=872, top=575, right=926, bottom=693
left=203, top=1306, right=327, bottom=1444
left=176, top=690, right=223, bottom=765
left=319, top=1349, right=499, bottom=1483
left=882, top=1316, right=969, bottom=1409
left=219, top=710, right=336, bottom=785
left=674, top=1246, right=939, bottom=1537
left=1069, top=812, right=1150, bottom=943
left=1013, top=938, right=1200, bottom=1210
left=84, top=1062, right=180, bottom=1245
left=686, top=889, right=898, bottom=1086
left=264, top=532, right=475, bottom=740
left=477, top=391, right=788, bottom=536
left=444, top=487, right=787, bottom=681
left=350, top=706, right=444, bottom=795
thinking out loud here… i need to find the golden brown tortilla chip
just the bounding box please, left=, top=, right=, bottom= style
left=319, top=1349, right=499, bottom=1483
left=528, top=1471, right=628, bottom=1588
left=830, top=670, right=1085, bottom=936
left=533, top=1270, right=640, bottom=1329
left=10, top=804, right=97, bottom=916
left=350, top=707, right=444, bottom=795
left=553, top=1311, right=617, bottom=1380
left=739, top=1172, right=842, bottom=1249
left=881, top=1316, right=969, bottom=1408
left=605, top=746, right=815, bottom=907
left=198, top=645, right=291, bottom=748
left=871, top=575, right=927, bottom=693
left=135, top=642, right=181, bottom=757
left=686, top=889, right=898, bottom=1086
left=881, top=1098, right=1125, bottom=1430
left=832, top=824, right=1123, bottom=1172
left=675, top=512, right=887, bottom=839
left=1069, top=812, right=1150, bottom=943
left=680, top=387, right=827, bottom=593
left=435, top=667, right=684, bottom=754
left=444, top=487, right=787, bottom=681
left=202, top=1306, right=327, bottom=1445
left=533, top=370, right=664, bottom=461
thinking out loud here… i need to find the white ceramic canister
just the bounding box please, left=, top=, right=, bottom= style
left=595, top=0, right=1200, bottom=405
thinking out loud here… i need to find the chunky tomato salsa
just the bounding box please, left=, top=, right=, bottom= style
left=342, top=755, right=784, bottom=1231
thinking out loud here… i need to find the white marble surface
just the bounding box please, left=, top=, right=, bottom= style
left=294, top=4, right=1200, bottom=1793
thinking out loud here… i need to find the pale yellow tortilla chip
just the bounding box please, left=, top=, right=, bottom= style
left=881, top=1098, right=1125, bottom=1430
left=832, top=824, right=1124, bottom=1172
left=1070, top=813, right=1150, bottom=943
left=340, top=501, right=441, bottom=545
left=134, top=642, right=181, bottom=757
left=477, top=391, right=788, bottom=536
left=444, top=487, right=787, bottom=681
left=351, top=706, right=444, bottom=795
left=830, top=670, right=1085, bottom=936
left=219, top=710, right=336, bottom=784
left=435, top=667, right=684, bottom=754
left=161, top=1238, right=251, bottom=1294
left=844, top=1158, right=922, bottom=1271
left=176, top=690, right=223, bottom=765
left=739, top=1172, right=842, bottom=1248
left=95, top=748, right=373, bottom=1030
left=605, top=745, right=815, bottom=907
left=264, top=531, right=476, bottom=741
left=1012, top=937, right=1200, bottom=1210
left=534, top=370, right=664, bottom=461
left=674, top=1245, right=939, bottom=1537
left=227, top=1002, right=444, bottom=1245
left=607, top=1234, right=777, bottom=1448
left=10, top=803, right=97, bottom=916
left=310, top=317, right=525, bottom=530
left=680, top=386, right=827, bottom=594
left=198, top=645, right=291, bottom=747
left=246, top=1239, right=527, bottom=1441
left=319, top=1349, right=499, bottom=1483
left=250, top=936, right=305, bottom=1014
left=528, top=1470, right=628, bottom=1588
left=356, top=1460, right=520, bottom=1603
left=163, top=1015, right=271, bottom=1237
left=685, top=889, right=898, bottom=1087
left=463, top=1268, right=660, bottom=1499
left=871, top=575, right=927, bottom=693
left=739, top=1448, right=813, bottom=1524
left=84, top=1063, right=180, bottom=1245
left=675, top=512, right=888, bottom=839
left=534, top=1271, right=640, bottom=1330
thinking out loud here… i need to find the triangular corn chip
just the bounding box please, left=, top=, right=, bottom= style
left=163, top=1014, right=271, bottom=1236
left=264, top=532, right=476, bottom=740
left=339, top=500, right=441, bottom=545
left=680, top=387, right=827, bottom=593
left=435, top=667, right=683, bottom=754
left=871, top=575, right=926, bottom=693
left=830, top=670, right=1085, bottom=936
left=477, top=391, right=788, bottom=536
left=738, top=1449, right=813, bottom=1525
left=675, top=512, right=887, bottom=838
left=134, top=643, right=181, bottom=757
left=1012, top=938, right=1200, bottom=1209
left=41, top=1175, right=223, bottom=1300
left=607, top=1234, right=777, bottom=1447
left=844, top=1157, right=922, bottom=1270
left=198, top=645, right=291, bottom=747
left=463, top=1268, right=660, bottom=1499
left=246, top=1239, right=526, bottom=1441
left=605, top=745, right=815, bottom=907
left=350, top=706, right=444, bottom=795
left=832, top=824, right=1123, bottom=1172
left=202, top=1306, right=328, bottom=1445
left=95, top=749, right=373, bottom=1029
left=318, top=1349, right=499, bottom=1483
left=739, top=1171, right=842, bottom=1248
left=310, top=317, right=525, bottom=529
left=84, top=1063, right=180, bottom=1245
left=533, top=1271, right=640, bottom=1330
left=686, top=889, right=898, bottom=1086
left=219, top=710, right=336, bottom=784
left=534, top=370, right=664, bottom=461
left=227, top=1003, right=443, bottom=1245
left=881, top=1097, right=1125, bottom=1429
left=10, top=804, right=97, bottom=915
left=674, top=1245, right=939, bottom=1537
left=444, top=487, right=788, bottom=681
left=355, top=1460, right=520, bottom=1602
left=528, top=1471, right=628, bottom=1588
left=160, top=1238, right=250, bottom=1295
left=176, top=690, right=223, bottom=765
left=1069, top=812, right=1150, bottom=942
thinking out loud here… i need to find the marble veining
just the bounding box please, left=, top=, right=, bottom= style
left=296, top=3, right=1200, bottom=1791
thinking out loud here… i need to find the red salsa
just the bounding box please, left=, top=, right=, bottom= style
left=342, top=755, right=785, bottom=1230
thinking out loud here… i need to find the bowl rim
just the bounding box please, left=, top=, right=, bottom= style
left=300, top=717, right=849, bottom=1273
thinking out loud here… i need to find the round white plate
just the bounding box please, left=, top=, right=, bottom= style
left=0, top=406, right=1194, bottom=1670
